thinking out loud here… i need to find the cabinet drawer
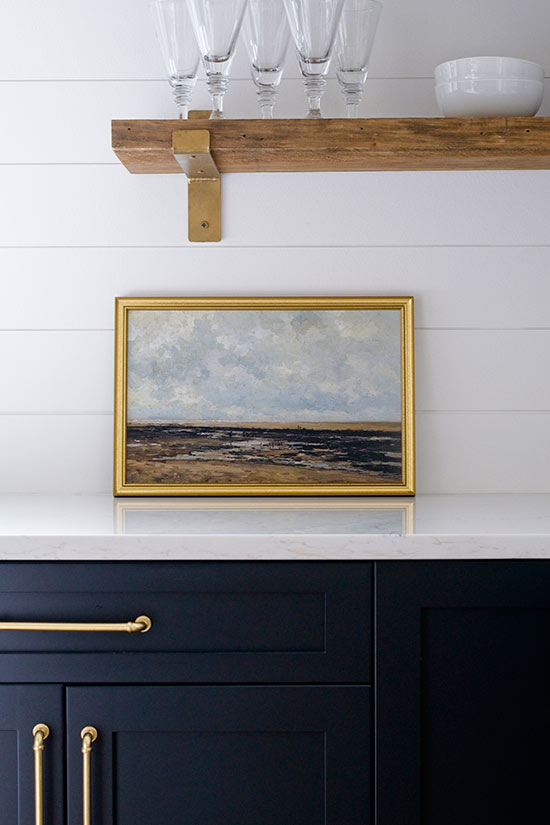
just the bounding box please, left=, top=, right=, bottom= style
left=0, top=562, right=372, bottom=683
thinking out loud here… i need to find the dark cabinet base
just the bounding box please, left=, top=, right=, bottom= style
left=376, top=561, right=550, bottom=825
left=67, top=686, right=372, bottom=825
left=1, top=559, right=549, bottom=825
left=0, top=561, right=373, bottom=825
left=0, top=562, right=372, bottom=683
left=0, top=686, right=64, bottom=825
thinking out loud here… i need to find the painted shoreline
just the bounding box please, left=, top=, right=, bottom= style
left=126, top=422, right=403, bottom=485
left=127, top=420, right=401, bottom=431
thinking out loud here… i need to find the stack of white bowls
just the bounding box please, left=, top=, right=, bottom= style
left=434, top=56, right=544, bottom=117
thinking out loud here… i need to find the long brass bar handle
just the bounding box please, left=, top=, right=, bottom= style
left=81, top=727, right=98, bottom=825
left=33, top=724, right=50, bottom=825
left=0, top=616, right=151, bottom=633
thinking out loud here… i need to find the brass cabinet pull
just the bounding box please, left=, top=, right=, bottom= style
left=33, top=724, right=50, bottom=825
left=0, top=616, right=151, bottom=633
left=81, top=727, right=98, bottom=825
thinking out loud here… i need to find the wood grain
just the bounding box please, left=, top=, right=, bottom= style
left=112, top=118, right=550, bottom=174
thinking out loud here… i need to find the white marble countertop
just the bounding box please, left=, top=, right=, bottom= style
left=0, top=494, right=549, bottom=559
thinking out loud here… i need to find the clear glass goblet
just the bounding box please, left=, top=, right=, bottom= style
left=335, top=0, right=382, bottom=117
left=150, top=0, right=200, bottom=119
left=186, top=0, right=249, bottom=119
left=244, top=0, right=290, bottom=119
left=283, top=0, right=344, bottom=118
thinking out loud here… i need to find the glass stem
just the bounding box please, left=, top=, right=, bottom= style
left=343, top=83, right=364, bottom=118
left=207, top=74, right=228, bottom=119
left=304, top=77, right=326, bottom=119
left=257, top=87, right=277, bottom=119
left=171, top=82, right=193, bottom=120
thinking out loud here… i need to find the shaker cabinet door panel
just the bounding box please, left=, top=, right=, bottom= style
left=0, top=685, right=64, bottom=825
left=376, top=561, right=550, bottom=825
left=67, top=685, right=372, bottom=825
left=0, top=562, right=371, bottom=683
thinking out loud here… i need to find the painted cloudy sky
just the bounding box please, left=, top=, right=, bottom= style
left=126, top=309, right=402, bottom=423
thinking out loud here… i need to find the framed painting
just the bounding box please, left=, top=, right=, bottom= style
left=114, top=297, right=415, bottom=496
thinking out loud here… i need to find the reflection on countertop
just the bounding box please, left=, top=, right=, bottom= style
left=0, top=494, right=549, bottom=537
left=1, top=495, right=550, bottom=560
left=114, top=498, right=415, bottom=535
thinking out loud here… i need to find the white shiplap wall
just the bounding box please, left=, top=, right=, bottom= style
left=2, top=0, right=550, bottom=494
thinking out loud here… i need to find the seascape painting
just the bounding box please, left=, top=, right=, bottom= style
left=116, top=300, right=414, bottom=494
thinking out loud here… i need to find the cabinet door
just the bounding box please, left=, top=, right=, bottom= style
left=376, top=561, right=550, bottom=825
left=67, top=685, right=371, bottom=825
left=0, top=685, right=64, bottom=825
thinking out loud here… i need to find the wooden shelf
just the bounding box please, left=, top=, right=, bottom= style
left=111, top=117, right=550, bottom=241
left=112, top=117, right=550, bottom=174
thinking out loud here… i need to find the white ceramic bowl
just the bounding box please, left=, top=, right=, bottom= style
left=434, top=57, right=544, bottom=117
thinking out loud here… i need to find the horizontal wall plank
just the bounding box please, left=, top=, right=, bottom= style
left=1, top=0, right=549, bottom=80
left=415, top=330, right=550, bottom=411
left=8, top=77, right=550, bottom=165
left=0, top=80, right=445, bottom=164
left=2, top=330, right=548, bottom=413
left=1, top=166, right=550, bottom=247
left=416, top=412, right=550, bottom=494
left=375, top=0, right=550, bottom=79
left=1, top=247, right=549, bottom=331
left=1, top=412, right=547, bottom=493
left=0, top=415, right=112, bottom=494
left=0, top=332, right=113, bottom=412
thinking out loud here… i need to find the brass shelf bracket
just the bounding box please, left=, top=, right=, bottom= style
left=172, top=129, right=221, bottom=243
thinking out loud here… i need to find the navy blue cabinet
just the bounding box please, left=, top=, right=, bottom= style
left=376, top=561, right=550, bottom=825
left=0, top=562, right=372, bottom=683
left=0, top=562, right=373, bottom=825
left=0, top=686, right=64, bottom=825
left=66, top=686, right=371, bottom=825
left=3, top=559, right=548, bottom=825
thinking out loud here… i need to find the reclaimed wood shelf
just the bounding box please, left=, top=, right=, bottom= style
left=112, top=116, right=550, bottom=174
left=111, top=117, right=550, bottom=241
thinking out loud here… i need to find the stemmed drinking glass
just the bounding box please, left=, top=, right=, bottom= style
left=186, top=0, right=249, bottom=119
left=335, top=0, right=382, bottom=117
left=150, top=0, right=200, bottom=119
left=243, top=0, right=290, bottom=119
left=283, top=0, right=345, bottom=118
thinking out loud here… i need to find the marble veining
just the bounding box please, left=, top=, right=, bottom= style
left=0, top=495, right=549, bottom=560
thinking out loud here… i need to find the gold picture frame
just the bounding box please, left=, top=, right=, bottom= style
left=114, top=297, right=415, bottom=496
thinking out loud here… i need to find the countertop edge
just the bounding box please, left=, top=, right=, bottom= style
left=1, top=533, right=549, bottom=560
